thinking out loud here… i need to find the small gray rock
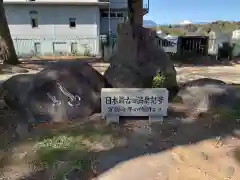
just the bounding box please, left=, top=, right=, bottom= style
left=63, top=168, right=87, bottom=180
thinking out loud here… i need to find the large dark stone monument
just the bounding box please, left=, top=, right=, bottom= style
left=1, top=61, right=111, bottom=135
left=104, top=23, right=177, bottom=91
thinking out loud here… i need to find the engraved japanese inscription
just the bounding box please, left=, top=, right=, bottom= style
left=101, top=88, right=168, bottom=117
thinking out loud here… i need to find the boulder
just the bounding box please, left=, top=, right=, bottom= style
left=2, top=61, right=111, bottom=127
left=0, top=74, right=36, bottom=138
left=175, top=78, right=240, bottom=116
left=25, top=61, right=111, bottom=124
left=34, top=60, right=110, bottom=92
left=104, top=23, right=177, bottom=91
left=1, top=74, right=36, bottom=121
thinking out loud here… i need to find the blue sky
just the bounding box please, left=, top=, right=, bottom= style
left=143, top=0, right=240, bottom=24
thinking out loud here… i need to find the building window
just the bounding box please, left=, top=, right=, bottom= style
left=30, top=11, right=38, bottom=28
left=116, top=12, right=124, bottom=18
left=34, top=42, right=41, bottom=55
left=110, top=12, right=116, bottom=18
left=71, top=42, right=78, bottom=54
left=101, top=12, right=108, bottom=18
left=53, top=42, right=67, bottom=55
left=101, top=11, right=124, bottom=18
left=31, top=18, right=38, bottom=28
left=69, top=18, right=76, bottom=28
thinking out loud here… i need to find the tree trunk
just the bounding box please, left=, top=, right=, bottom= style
left=133, top=0, right=143, bottom=26
left=0, top=0, right=19, bottom=65
left=128, top=0, right=143, bottom=26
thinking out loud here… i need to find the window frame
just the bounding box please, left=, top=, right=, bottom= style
left=30, top=10, right=38, bottom=28
left=69, top=18, right=76, bottom=28
left=101, top=11, right=124, bottom=19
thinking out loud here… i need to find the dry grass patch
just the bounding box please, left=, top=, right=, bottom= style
left=0, top=121, right=124, bottom=179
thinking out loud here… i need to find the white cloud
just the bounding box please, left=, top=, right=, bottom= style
left=179, top=20, right=192, bottom=25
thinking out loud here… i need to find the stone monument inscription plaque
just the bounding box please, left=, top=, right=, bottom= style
left=101, top=88, right=169, bottom=124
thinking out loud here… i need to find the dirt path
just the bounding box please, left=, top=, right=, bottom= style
left=0, top=112, right=239, bottom=180
left=97, top=142, right=240, bottom=180
left=94, top=118, right=240, bottom=180
left=176, top=65, right=240, bottom=84
left=90, top=63, right=240, bottom=84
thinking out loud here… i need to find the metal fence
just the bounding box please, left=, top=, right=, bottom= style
left=10, top=35, right=240, bottom=59
left=12, top=36, right=99, bottom=58
left=107, top=35, right=240, bottom=60
left=109, top=35, right=178, bottom=53
left=110, top=35, right=209, bottom=56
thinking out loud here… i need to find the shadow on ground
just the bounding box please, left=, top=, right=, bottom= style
left=0, top=105, right=238, bottom=180
left=172, top=56, right=240, bottom=67
left=20, top=58, right=103, bottom=69
left=234, top=147, right=240, bottom=164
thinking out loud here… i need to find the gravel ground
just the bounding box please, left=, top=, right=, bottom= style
left=0, top=61, right=240, bottom=180
left=1, top=63, right=240, bottom=85
left=176, top=65, right=240, bottom=84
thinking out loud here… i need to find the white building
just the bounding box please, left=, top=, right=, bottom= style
left=156, top=29, right=167, bottom=38
left=3, top=0, right=149, bottom=57
left=208, top=30, right=232, bottom=55
left=232, top=29, right=240, bottom=40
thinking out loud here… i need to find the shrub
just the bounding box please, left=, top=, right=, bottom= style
left=152, top=71, right=166, bottom=88
left=152, top=71, right=177, bottom=89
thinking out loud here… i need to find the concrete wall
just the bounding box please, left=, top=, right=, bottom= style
left=4, top=4, right=100, bottom=56
left=100, top=10, right=127, bottom=35
left=208, top=31, right=232, bottom=55
left=5, top=4, right=99, bottom=37
left=109, top=0, right=127, bottom=9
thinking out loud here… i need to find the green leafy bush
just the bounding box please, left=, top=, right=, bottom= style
left=152, top=71, right=177, bottom=89
left=152, top=71, right=166, bottom=88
